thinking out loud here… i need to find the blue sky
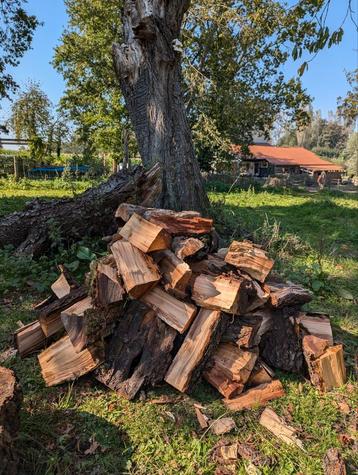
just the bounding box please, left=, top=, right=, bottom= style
left=0, top=0, right=357, bottom=121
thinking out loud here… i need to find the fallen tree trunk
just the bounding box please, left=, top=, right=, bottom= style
left=0, top=164, right=161, bottom=257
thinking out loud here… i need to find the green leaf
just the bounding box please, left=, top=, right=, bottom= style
left=311, top=279, right=323, bottom=291
left=297, top=62, right=308, bottom=77
left=76, top=246, right=96, bottom=261
left=67, top=260, right=80, bottom=271
left=337, top=288, right=354, bottom=300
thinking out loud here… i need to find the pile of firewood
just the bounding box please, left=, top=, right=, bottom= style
left=14, top=203, right=346, bottom=409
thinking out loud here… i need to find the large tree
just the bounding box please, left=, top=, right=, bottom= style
left=113, top=0, right=350, bottom=211
left=53, top=0, right=131, bottom=170
left=0, top=0, right=39, bottom=100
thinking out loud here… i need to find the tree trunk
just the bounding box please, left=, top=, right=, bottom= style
left=112, top=0, right=209, bottom=213
left=0, top=164, right=161, bottom=257
left=0, top=367, right=22, bottom=475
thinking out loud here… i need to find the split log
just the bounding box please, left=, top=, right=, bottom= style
left=155, top=250, right=192, bottom=295
left=225, top=240, right=274, bottom=283
left=111, top=240, right=160, bottom=298
left=245, top=281, right=270, bottom=313
left=0, top=164, right=161, bottom=257
left=14, top=320, right=46, bottom=358
left=223, top=380, right=285, bottom=411
left=164, top=309, right=224, bottom=392
left=204, top=343, right=257, bottom=398
left=189, top=254, right=230, bottom=276
left=92, top=257, right=125, bottom=306
left=259, top=408, right=303, bottom=449
left=115, top=203, right=213, bottom=235
left=203, top=366, right=244, bottom=399
left=61, top=298, right=124, bottom=353
left=221, top=316, right=264, bottom=349
left=95, top=301, right=176, bottom=400
left=303, top=342, right=346, bottom=391
left=38, top=336, right=103, bottom=386
left=51, top=271, right=73, bottom=299
left=0, top=367, right=22, bottom=475
left=119, top=213, right=171, bottom=252
left=298, top=312, right=333, bottom=345
left=259, top=309, right=304, bottom=373
left=192, top=274, right=251, bottom=314
left=247, top=362, right=273, bottom=388
left=141, top=286, right=197, bottom=333
left=268, top=282, right=312, bottom=308
left=37, top=287, right=88, bottom=337
left=172, top=236, right=205, bottom=260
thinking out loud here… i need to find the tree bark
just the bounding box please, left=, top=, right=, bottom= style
left=0, top=367, right=22, bottom=475
left=112, top=0, right=210, bottom=213
left=0, top=164, right=161, bottom=257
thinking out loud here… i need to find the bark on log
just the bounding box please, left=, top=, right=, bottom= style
left=95, top=301, right=176, bottom=400
left=259, top=309, right=304, bottom=373
left=112, top=1, right=209, bottom=212
left=0, top=165, right=161, bottom=256
left=0, top=367, right=22, bottom=475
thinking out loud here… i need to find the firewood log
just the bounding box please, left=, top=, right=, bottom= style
left=191, top=274, right=250, bottom=314
left=268, top=282, right=312, bottom=308
left=37, top=287, right=88, bottom=337
left=225, top=240, right=274, bottom=283
left=298, top=312, right=333, bottom=345
left=92, top=256, right=125, bottom=306
left=38, top=336, right=103, bottom=386
left=14, top=321, right=46, bottom=358
left=111, top=240, right=161, bottom=298
left=189, top=254, right=230, bottom=276
left=223, top=380, right=285, bottom=411
left=155, top=250, right=192, bottom=294
left=61, top=297, right=124, bottom=353
left=140, top=286, right=197, bottom=333
left=95, top=301, right=176, bottom=400
left=119, top=213, right=172, bottom=252
left=303, top=339, right=346, bottom=391
left=115, top=203, right=213, bottom=235
left=172, top=236, right=205, bottom=260
left=207, top=343, right=258, bottom=386
left=164, top=309, right=225, bottom=392
left=259, top=309, right=304, bottom=373
left=203, top=366, right=244, bottom=399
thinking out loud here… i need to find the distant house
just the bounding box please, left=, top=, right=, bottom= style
left=232, top=144, right=343, bottom=182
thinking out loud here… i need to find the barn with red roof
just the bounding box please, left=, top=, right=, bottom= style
left=232, top=144, right=343, bottom=182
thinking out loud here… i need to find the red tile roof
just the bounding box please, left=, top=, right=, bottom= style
left=232, top=145, right=343, bottom=172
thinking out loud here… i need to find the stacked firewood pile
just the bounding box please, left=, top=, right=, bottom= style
left=14, top=203, right=346, bottom=409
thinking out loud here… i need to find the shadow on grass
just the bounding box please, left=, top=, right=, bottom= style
left=17, top=408, right=131, bottom=475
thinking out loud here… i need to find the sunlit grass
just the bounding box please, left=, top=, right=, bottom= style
left=0, top=182, right=357, bottom=474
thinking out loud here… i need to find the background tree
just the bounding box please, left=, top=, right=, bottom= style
left=53, top=0, right=133, bottom=171
left=337, top=69, right=358, bottom=126
left=0, top=0, right=39, bottom=100
left=9, top=81, right=51, bottom=169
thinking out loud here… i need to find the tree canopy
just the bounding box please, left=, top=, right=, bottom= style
left=54, top=0, right=354, bottom=174
left=0, top=0, right=39, bottom=100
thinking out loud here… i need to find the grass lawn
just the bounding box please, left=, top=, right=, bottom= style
left=0, top=179, right=357, bottom=475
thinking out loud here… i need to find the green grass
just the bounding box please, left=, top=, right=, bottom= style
left=0, top=180, right=357, bottom=474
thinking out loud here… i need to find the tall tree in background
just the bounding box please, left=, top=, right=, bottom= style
left=53, top=0, right=132, bottom=170
left=0, top=0, right=39, bottom=100
left=337, top=69, right=358, bottom=126
left=9, top=81, right=51, bottom=168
